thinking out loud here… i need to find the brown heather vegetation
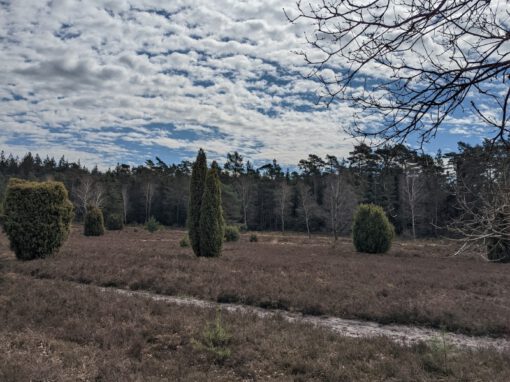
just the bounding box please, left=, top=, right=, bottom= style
left=1, top=273, right=510, bottom=381
left=3, top=227, right=510, bottom=336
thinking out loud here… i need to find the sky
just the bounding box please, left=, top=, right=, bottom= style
left=0, top=0, right=489, bottom=169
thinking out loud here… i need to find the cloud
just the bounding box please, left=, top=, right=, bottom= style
left=0, top=0, right=479, bottom=169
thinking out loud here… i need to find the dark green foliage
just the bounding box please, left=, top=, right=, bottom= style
left=224, top=225, right=240, bottom=242
left=106, top=213, right=123, bottom=231
left=221, top=183, right=242, bottom=223
left=249, top=234, right=258, bottom=242
left=84, top=206, right=105, bottom=236
left=486, top=238, right=510, bottom=263
left=188, top=149, right=207, bottom=256
left=145, top=216, right=159, bottom=233
left=199, top=166, right=224, bottom=257
left=3, top=178, right=73, bottom=260
left=485, top=212, right=510, bottom=262
left=352, top=204, right=394, bottom=254
left=192, top=310, right=231, bottom=363
left=180, top=236, right=190, bottom=248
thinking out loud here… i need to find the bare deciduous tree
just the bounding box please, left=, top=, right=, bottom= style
left=144, top=181, right=155, bottom=223
left=297, top=180, right=316, bottom=238
left=74, top=176, right=104, bottom=217
left=237, top=175, right=254, bottom=230
left=121, top=183, right=129, bottom=223
left=401, top=163, right=425, bottom=239
left=287, top=1, right=510, bottom=144
left=324, top=171, right=357, bottom=240
left=275, top=181, right=291, bottom=233
left=449, top=173, right=510, bottom=262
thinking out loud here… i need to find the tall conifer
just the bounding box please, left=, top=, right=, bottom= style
left=199, top=164, right=224, bottom=257
left=188, top=149, right=207, bottom=256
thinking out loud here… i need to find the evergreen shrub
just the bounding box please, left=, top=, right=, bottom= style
left=3, top=178, right=73, bottom=260
left=352, top=203, right=394, bottom=254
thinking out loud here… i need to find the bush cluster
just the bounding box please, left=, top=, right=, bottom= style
left=84, top=206, right=105, bottom=236
left=3, top=178, right=73, bottom=260
left=249, top=234, right=258, bottom=242
left=352, top=204, right=394, bottom=254
left=106, top=213, right=123, bottom=231
left=145, top=216, right=160, bottom=233
left=180, top=236, right=190, bottom=248
left=224, top=225, right=240, bottom=242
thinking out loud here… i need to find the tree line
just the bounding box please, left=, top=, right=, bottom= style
left=0, top=140, right=504, bottom=239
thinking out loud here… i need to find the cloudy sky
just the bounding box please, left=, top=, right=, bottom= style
left=0, top=0, right=486, bottom=169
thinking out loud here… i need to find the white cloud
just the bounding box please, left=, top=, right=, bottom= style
left=0, top=0, right=379, bottom=168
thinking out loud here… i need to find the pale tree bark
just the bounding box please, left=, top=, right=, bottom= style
left=324, top=172, right=357, bottom=241
left=121, top=183, right=129, bottom=223
left=297, top=181, right=314, bottom=238
left=144, top=181, right=155, bottom=223
left=74, top=176, right=104, bottom=217
left=236, top=175, right=253, bottom=230
left=276, top=181, right=290, bottom=233
left=402, top=164, right=425, bottom=240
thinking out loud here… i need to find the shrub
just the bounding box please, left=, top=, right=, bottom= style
left=486, top=237, right=510, bottom=263
left=188, top=149, right=207, bottom=256
left=84, top=206, right=105, bottom=236
left=180, top=236, right=190, bottom=248
left=3, top=178, right=73, bottom=260
left=199, top=165, right=224, bottom=257
left=192, top=310, right=231, bottom=363
left=145, top=216, right=159, bottom=233
left=106, top=213, right=123, bottom=231
left=485, top=212, right=510, bottom=262
left=249, top=234, right=258, bottom=242
left=224, top=225, right=240, bottom=242
left=352, top=204, right=394, bottom=254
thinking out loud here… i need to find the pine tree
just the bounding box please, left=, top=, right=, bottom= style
left=199, top=164, right=224, bottom=257
left=188, top=149, right=207, bottom=256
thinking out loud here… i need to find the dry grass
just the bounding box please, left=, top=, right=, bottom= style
left=3, top=226, right=510, bottom=336
left=1, top=273, right=510, bottom=381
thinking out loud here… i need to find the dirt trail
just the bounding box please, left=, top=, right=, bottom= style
left=81, top=280, right=510, bottom=351
left=4, top=271, right=510, bottom=350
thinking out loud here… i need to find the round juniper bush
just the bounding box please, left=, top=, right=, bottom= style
left=352, top=204, right=394, bottom=254
left=84, top=206, right=105, bottom=236
left=3, top=178, right=74, bottom=260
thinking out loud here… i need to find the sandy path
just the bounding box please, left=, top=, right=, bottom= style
left=4, top=272, right=509, bottom=351
left=92, top=282, right=510, bottom=351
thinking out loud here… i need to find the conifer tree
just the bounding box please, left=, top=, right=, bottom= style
left=188, top=149, right=207, bottom=256
left=84, top=205, right=105, bottom=236
left=199, top=164, right=224, bottom=257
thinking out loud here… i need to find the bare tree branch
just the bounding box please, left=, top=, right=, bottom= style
left=287, top=0, right=510, bottom=145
